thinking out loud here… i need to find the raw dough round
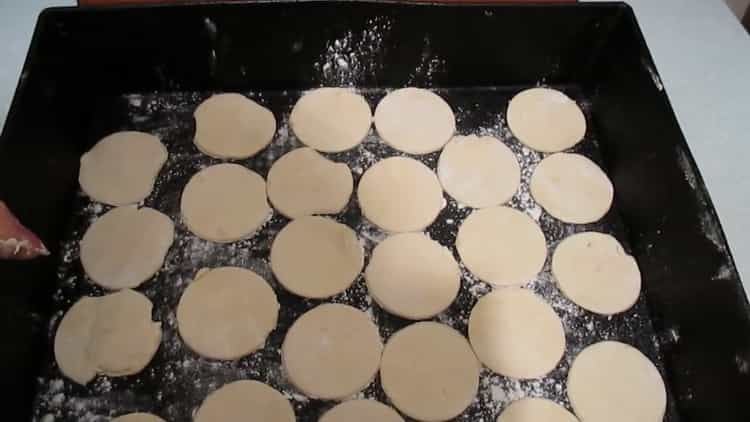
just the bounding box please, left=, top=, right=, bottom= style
left=530, top=153, right=613, bottom=224
left=80, top=206, right=174, bottom=290
left=181, top=163, right=271, bottom=242
left=568, top=341, right=666, bottom=422
left=357, top=157, right=444, bottom=232
left=111, top=413, right=165, bottom=422
left=365, top=232, right=460, bottom=319
left=290, top=87, right=372, bottom=152
left=380, top=322, right=479, bottom=422
left=552, top=232, right=641, bottom=315
left=54, top=290, right=161, bottom=385
left=270, top=216, right=363, bottom=298
left=496, top=398, right=578, bottom=422
left=267, top=147, right=353, bottom=218
left=177, top=267, right=279, bottom=360
left=456, top=206, right=546, bottom=286
left=195, top=380, right=295, bottom=422
left=437, top=135, right=520, bottom=208
left=374, top=88, right=456, bottom=154
left=282, top=304, right=382, bottom=399
left=507, top=87, right=586, bottom=152
left=468, top=289, right=565, bottom=379
left=193, top=93, right=276, bottom=159
left=320, top=400, right=404, bottom=422
left=79, top=131, right=167, bottom=206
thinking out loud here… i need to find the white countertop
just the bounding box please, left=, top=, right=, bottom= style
left=2, top=0, right=749, bottom=294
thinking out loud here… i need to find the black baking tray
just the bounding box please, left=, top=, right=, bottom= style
left=1, top=1, right=749, bottom=421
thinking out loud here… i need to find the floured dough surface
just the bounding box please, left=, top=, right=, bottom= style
left=282, top=304, right=382, bottom=399
left=365, top=232, right=460, bottom=319
left=270, top=216, right=363, bottom=298
left=79, top=131, right=167, bottom=206
left=374, top=88, right=455, bottom=154
left=568, top=341, right=666, bottom=422
left=530, top=153, right=613, bottom=224
left=181, top=163, right=270, bottom=242
left=80, top=206, right=174, bottom=290
left=267, top=147, right=353, bottom=218
left=496, top=398, right=578, bottom=422
left=177, top=267, right=279, bottom=360
left=111, top=413, right=165, bottom=422
left=358, top=157, right=444, bottom=232
left=320, top=399, right=404, bottom=422
left=290, top=88, right=372, bottom=152
left=54, top=290, right=161, bottom=385
left=552, top=232, right=641, bottom=315
left=437, top=135, right=520, bottom=208
left=507, top=87, right=586, bottom=152
left=457, top=206, right=546, bottom=286
left=193, top=93, right=276, bottom=159
left=469, top=289, right=565, bottom=379
left=195, top=380, right=295, bottom=422
left=381, top=322, right=479, bottom=422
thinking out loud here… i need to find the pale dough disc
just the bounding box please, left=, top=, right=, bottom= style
left=374, top=88, right=456, bottom=154
left=80, top=206, right=174, bottom=290
left=193, top=93, right=276, bottom=159
left=456, top=206, right=546, bottom=286
left=468, top=289, right=565, bottom=379
left=496, top=398, right=578, bottom=422
left=181, top=163, right=271, bottom=242
left=290, top=87, right=372, bottom=152
left=282, top=304, right=382, bottom=399
left=381, top=322, right=479, bottom=422
left=437, top=135, right=520, bottom=208
left=506, top=87, right=586, bottom=152
left=266, top=147, right=353, bottom=218
left=568, top=341, right=667, bottom=422
left=530, top=153, right=613, bottom=224
left=365, top=232, right=460, bottom=319
left=320, top=399, right=404, bottom=422
left=357, top=157, right=444, bottom=232
left=54, top=290, right=161, bottom=385
left=111, top=413, right=165, bottom=422
left=270, top=216, right=363, bottom=298
left=177, top=267, right=279, bottom=360
left=195, top=380, right=295, bottom=422
left=552, top=232, right=641, bottom=315
left=79, top=131, right=167, bottom=206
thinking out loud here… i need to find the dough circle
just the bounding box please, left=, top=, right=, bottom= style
left=80, top=206, right=174, bottom=290
left=507, top=87, right=586, bottom=152
left=437, top=135, right=520, bottom=208
left=193, top=93, right=276, bottom=159
left=469, top=289, right=565, bottom=379
left=290, top=88, right=372, bottom=152
left=456, top=206, right=546, bottom=286
left=567, top=341, right=667, bottom=422
left=552, top=232, right=641, bottom=315
left=177, top=267, right=279, bottom=360
left=320, top=400, right=404, bottom=422
left=79, top=131, right=168, bottom=206
left=181, top=163, right=271, bottom=242
left=358, top=157, right=444, bottom=232
left=194, top=380, right=295, bottom=422
left=374, top=88, right=456, bottom=154
left=54, top=290, right=161, bottom=385
left=365, top=232, right=460, bottom=319
left=282, top=304, right=382, bottom=399
left=111, top=413, right=165, bottom=422
left=381, top=322, right=479, bottom=422
left=530, top=153, right=613, bottom=224
left=267, top=147, right=353, bottom=218
left=496, top=398, right=578, bottom=422
left=270, top=216, right=363, bottom=298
